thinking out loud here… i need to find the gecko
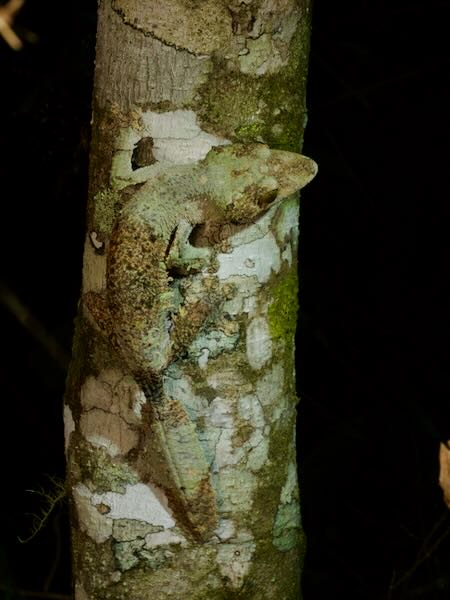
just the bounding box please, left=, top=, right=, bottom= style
left=84, top=143, right=317, bottom=540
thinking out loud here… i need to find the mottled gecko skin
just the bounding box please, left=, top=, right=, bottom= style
left=85, top=143, right=317, bottom=540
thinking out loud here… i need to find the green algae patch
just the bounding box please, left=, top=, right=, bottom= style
left=197, top=63, right=306, bottom=151
left=267, top=269, right=299, bottom=343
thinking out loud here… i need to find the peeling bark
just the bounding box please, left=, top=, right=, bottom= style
left=65, top=1, right=314, bottom=598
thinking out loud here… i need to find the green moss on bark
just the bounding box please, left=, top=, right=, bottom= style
left=267, top=268, right=299, bottom=345
left=196, top=21, right=311, bottom=151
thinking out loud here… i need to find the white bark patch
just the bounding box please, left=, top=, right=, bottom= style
left=145, top=530, right=185, bottom=548
left=239, top=33, right=287, bottom=76
left=216, top=231, right=281, bottom=283
left=163, top=367, right=209, bottom=420
left=79, top=371, right=144, bottom=456
left=256, top=362, right=287, bottom=422
left=63, top=404, right=75, bottom=455
left=206, top=390, right=269, bottom=476
left=208, top=396, right=243, bottom=471
left=112, top=110, right=230, bottom=188
left=189, top=328, right=240, bottom=360
left=275, top=197, right=299, bottom=245
left=275, top=197, right=300, bottom=271
left=237, top=394, right=269, bottom=472
left=112, top=519, right=159, bottom=542
left=238, top=394, right=265, bottom=428
left=207, top=369, right=248, bottom=391
left=238, top=2, right=300, bottom=76
left=82, top=434, right=121, bottom=458
left=246, top=317, right=272, bottom=370
left=81, top=373, right=114, bottom=411
left=216, top=536, right=256, bottom=589
left=90, top=483, right=176, bottom=529
left=188, top=372, right=263, bottom=511
left=89, top=230, right=104, bottom=250
left=221, top=276, right=261, bottom=317
left=82, top=235, right=107, bottom=293
left=216, top=428, right=244, bottom=471
left=281, top=242, right=293, bottom=266
left=219, top=467, right=257, bottom=512
left=214, top=519, right=236, bottom=541
left=131, top=389, right=146, bottom=420
left=198, top=347, right=209, bottom=369
left=245, top=432, right=269, bottom=472
left=209, top=396, right=234, bottom=429
left=141, top=110, right=229, bottom=164
left=80, top=410, right=139, bottom=457
left=81, top=370, right=143, bottom=425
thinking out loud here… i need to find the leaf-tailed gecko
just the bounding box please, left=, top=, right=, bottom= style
left=84, top=143, right=317, bottom=540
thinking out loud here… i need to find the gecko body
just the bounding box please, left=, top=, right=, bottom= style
left=85, top=143, right=317, bottom=540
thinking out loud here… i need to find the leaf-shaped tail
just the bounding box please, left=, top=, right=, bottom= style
left=142, top=395, right=217, bottom=541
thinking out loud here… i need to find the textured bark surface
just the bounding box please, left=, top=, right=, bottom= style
left=64, top=1, right=313, bottom=598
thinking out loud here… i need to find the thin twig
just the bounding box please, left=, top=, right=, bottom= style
left=0, top=0, right=24, bottom=49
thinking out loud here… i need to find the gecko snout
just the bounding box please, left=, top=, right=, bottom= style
left=268, top=151, right=318, bottom=198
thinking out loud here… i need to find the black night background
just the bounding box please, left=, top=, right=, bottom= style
left=0, top=1, right=449, bottom=598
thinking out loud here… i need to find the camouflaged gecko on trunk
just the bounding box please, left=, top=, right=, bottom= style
left=84, top=143, right=317, bottom=541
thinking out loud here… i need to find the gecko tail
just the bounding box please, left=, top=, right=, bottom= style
left=141, top=393, right=218, bottom=541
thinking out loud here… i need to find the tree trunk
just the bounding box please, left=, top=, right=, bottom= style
left=64, top=1, right=315, bottom=598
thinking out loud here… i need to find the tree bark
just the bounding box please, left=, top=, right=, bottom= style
left=64, top=1, right=314, bottom=598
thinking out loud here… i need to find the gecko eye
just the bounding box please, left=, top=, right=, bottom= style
left=255, top=187, right=278, bottom=209
left=188, top=223, right=208, bottom=247
left=131, top=137, right=156, bottom=170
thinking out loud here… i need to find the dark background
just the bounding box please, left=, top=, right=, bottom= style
left=1, top=1, right=449, bottom=598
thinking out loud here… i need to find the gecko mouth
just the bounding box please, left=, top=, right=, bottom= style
left=165, top=226, right=178, bottom=259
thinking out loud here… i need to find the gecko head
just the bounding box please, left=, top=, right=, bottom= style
left=204, top=144, right=317, bottom=223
